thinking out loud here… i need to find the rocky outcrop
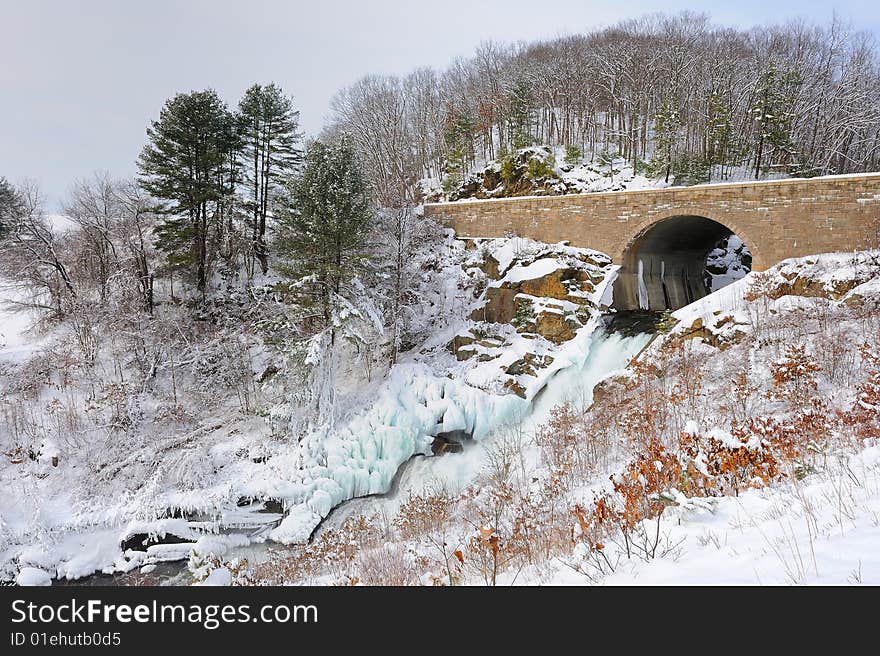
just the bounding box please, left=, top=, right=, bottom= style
left=503, top=379, right=528, bottom=398
left=769, top=272, right=862, bottom=300
left=448, top=237, right=616, bottom=398
left=447, top=329, right=507, bottom=362
left=445, top=147, right=564, bottom=201
left=505, top=353, right=555, bottom=377
left=674, top=314, right=747, bottom=350
left=470, top=263, right=600, bottom=327
left=431, top=433, right=466, bottom=455
left=532, top=308, right=580, bottom=344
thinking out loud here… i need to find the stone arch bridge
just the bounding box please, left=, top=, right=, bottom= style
left=423, top=173, right=880, bottom=311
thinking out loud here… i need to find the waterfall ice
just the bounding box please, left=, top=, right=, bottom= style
left=269, top=319, right=651, bottom=543
left=637, top=258, right=650, bottom=310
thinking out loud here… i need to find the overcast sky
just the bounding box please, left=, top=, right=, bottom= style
left=2, top=0, right=879, bottom=208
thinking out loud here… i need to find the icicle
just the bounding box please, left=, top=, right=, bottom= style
left=637, top=258, right=649, bottom=310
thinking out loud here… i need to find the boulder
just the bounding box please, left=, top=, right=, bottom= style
left=770, top=274, right=860, bottom=300
left=482, top=168, right=502, bottom=192
left=471, top=263, right=594, bottom=326
left=431, top=435, right=465, bottom=456
left=447, top=330, right=508, bottom=361
left=258, top=363, right=279, bottom=383
left=533, top=311, right=579, bottom=344
left=448, top=333, right=476, bottom=360
left=503, top=379, right=527, bottom=398
left=676, top=315, right=744, bottom=350
left=505, top=353, right=554, bottom=377
left=478, top=254, right=501, bottom=279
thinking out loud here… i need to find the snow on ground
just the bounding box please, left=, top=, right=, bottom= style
left=547, top=444, right=880, bottom=585
left=0, top=281, right=38, bottom=357
left=2, top=237, right=878, bottom=585
left=15, top=566, right=52, bottom=586
left=17, top=528, right=124, bottom=581
left=0, top=279, right=61, bottom=579
left=772, top=250, right=880, bottom=292
left=317, top=247, right=880, bottom=586
left=671, top=250, right=880, bottom=343
left=500, top=258, right=565, bottom=284
left=556, top=153, right=664, bottom=194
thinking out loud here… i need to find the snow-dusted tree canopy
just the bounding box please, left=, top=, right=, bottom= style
left=327, top=12, right=880, bottom=202
left=1, top=10, right=880, bottom=588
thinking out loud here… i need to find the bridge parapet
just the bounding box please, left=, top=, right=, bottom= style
left=424, top=173, right=880, bottom=310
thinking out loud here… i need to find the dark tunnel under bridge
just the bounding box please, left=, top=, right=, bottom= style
left=611, top=214, right=749, bottom=311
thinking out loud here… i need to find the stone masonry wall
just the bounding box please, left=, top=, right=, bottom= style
left=423, top=173, right=880, bottom=270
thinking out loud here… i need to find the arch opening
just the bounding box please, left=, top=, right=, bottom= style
left=612, top=215, right=752, bottom=312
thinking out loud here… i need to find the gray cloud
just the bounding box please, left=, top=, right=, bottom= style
left=1, top=0, right=878, bottom=207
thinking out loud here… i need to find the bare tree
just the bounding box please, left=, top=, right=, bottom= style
left=0, top=180, right=77, bottom=316
left=327, top=12, right=880, bottom=195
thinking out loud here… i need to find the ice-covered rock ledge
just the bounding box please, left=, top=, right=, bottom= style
left=267, top=364, right=529, bottom=543
left=268, top=316, right=628, bottom=544
left=266, top=238, right=622, bottom=544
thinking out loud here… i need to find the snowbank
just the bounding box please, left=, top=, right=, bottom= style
left=15, top=567, right=52, bottom=586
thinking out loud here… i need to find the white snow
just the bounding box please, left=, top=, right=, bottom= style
left=496, top=258, right=564, bottom=285
left=15, top=567, right=52, bottom=586
left=843, top=277, right=880, bottom=302
left=2, top=230, right=878, bottom=586
left=563, top=446, right=880, bottom=585
left=198, top=567, right=232, bottom=586
left=0, top=281, right=39, bottom=358
left=15, top=528, right=123, bottom=581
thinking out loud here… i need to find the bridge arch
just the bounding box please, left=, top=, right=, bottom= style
left=610, top=210, right=763, bottom=311
left=424, top=174, right=880, bottom=304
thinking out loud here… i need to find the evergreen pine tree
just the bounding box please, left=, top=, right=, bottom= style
left=238, top=83, right=303, bottom=275
left=275, top=137, right=373, bottom=334
left=507, top=78, right=534, bottom=149
left=442, top=103, right=475, bottom=190
left=751, top=63, right=800, bottom=179
left=0, top=177, right=23, bottom=238
left=138, top=90, right=238, bottom=294
left=652, top=96, right=681, bottom=184
left=706, top=88, right=732, bottom=181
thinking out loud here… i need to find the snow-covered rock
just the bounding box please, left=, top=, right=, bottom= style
left=15, top=567, right=52, bottom=586
left=430, top=146, right=670, bottom=202
left=198, top=567, right=232, bottom=586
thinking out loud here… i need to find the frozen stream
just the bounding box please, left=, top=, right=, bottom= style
left=314, top=325, right=651, bottom=537
left=49, top=321, right=651, bottom=585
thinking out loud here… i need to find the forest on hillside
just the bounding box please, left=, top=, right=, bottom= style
left=2, top=10, right=880, bottom=588
left=2, top=13, right=879, bottom=475
left=327, top=12, right=880, bottom=203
